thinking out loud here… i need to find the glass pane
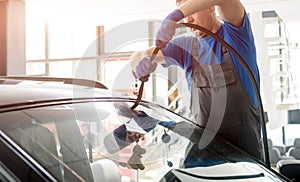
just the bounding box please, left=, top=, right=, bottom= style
left=264, top=23, right=280, bottom=38
left=103, top=21, right=150, bottom=53
left=25, top=16, right=45, bottom=60
left=284, top=125, right=300, bottom=146
left=48, top=61, right=76, bottom=77
left=0, top=161, right=20, bottom=182
left=0, top=107, right=94, bottom=181
left=0, top=101, right=190, bottom=181
left=0, top=99, right=283, bottom=181
left=26, top=62, right=46, bottom=76
left=47, top=20, right=97, bottom=59
left=104, top=60, right=131, bottom=89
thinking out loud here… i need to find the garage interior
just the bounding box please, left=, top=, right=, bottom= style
left=1, top=0, right=300, bottom=180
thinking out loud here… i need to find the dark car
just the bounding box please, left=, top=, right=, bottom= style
left=0, top=76, right=289, bottom=181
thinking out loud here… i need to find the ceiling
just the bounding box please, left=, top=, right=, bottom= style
left=26, top=0, right=299, bottom=20
left=243, top=0, right=300, bottom=42
left=243, top=0, right=299, bottom=23
left=26, top=0, right=300, bottom=41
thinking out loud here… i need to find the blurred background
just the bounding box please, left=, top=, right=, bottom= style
left=1, top=0, right=300, bottom=148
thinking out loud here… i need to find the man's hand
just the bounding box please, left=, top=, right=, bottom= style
left=135, top=57, right=157, bottom=82
left=155, top=9, right=184, bottom=49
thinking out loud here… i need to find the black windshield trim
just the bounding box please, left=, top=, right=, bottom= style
left=174, top=169, right=265, bottom=180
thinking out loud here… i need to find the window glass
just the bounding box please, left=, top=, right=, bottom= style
left=0, top=101, right=189, bottom=181
left=26, top=62, right=46, bottom=76
left=0, top=162, right=20, bottom=182
left=264, top=23, right=280, bottom=38
left=1, top=99, right=281, bottom=181
left=25, top=15, right=45, bottom=60
left=47, top=20, right=97, bottom=59
left=0, top=106, right=93, bottom=181
left=284, top=124, right=300, bottom=146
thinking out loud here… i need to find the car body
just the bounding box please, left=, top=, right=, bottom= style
left=0, top=76, right=289, bottom=182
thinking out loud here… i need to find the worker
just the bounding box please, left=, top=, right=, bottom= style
left=130, top=0, right=263, bottom=161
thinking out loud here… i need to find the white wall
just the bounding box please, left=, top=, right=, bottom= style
left=7, top=0, right=26, bottom=75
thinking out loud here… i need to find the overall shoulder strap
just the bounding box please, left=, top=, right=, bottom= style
left=192, top=37, right=199, bottom=63
left=222, top=45, right=231, bottom=63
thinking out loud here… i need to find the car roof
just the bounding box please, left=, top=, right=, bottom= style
left=0, top=76, right=130, bottom=109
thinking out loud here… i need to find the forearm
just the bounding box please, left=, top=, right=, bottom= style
left=178, top=0, right=220, bottom=17
left=130, top=47, right=166, bottom=70
left=178, top=0, right=245, bottom=27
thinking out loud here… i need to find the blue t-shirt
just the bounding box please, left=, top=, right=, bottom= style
left=161, top=14, right=260, bottom=108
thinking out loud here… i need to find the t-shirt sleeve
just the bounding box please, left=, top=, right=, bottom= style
left=161, top=36, right=194, bottom=70
left=222, top=13, right=256, bottom=64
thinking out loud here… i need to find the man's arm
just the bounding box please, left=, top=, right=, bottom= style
left=130, top=47, right=166, bottom=72
left=178, top=0, right=245, bottom=27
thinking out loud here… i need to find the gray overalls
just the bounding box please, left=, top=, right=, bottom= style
left=190, top=38, right=263, bottom=160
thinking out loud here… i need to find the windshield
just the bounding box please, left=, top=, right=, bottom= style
left=0, top=99, right=284, bottom=182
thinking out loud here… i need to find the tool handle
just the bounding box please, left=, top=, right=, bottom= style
left=131, top=47, right=160, bottom=110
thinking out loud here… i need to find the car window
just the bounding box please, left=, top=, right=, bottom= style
left=0, top=100, right=191, bottom=181
left=0, top=100, right=286, bottom=182
left=0, top=161, right=20, bottom=182
left=0, top=106, right=93, bottom=181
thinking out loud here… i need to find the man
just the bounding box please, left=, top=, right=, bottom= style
left=130, top=0, right=263, bottom=160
